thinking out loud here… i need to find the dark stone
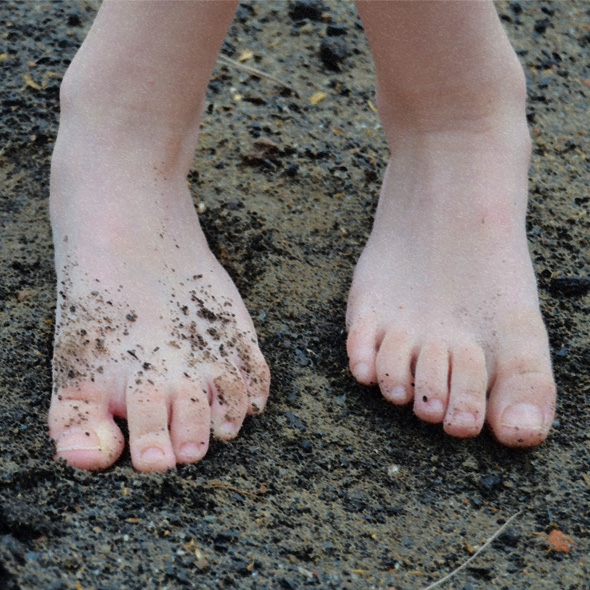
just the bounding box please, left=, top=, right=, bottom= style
left=470, top=495, right=483, bottom=508
left=480, top=474, right=502, bottom=491
left=467, top=566, right=493, bottom=580
left=285, top=410, right=307, bottom=431
left=499, top=530, right=522, bottom=548
left=548, top=277, right=590, bottom=297
left=66, top=8, right=82, bottom=26
left=300, top=439, right=312, bottom=452
left=326, top=24, right=347, bottom=36
left=534, top=19, right=550, bottom=34
left=235, top=3, right=255, bottom=24
left=319, top=37, right=350, bottom=70
left=279, top=577, right=298, bottom=590
left=295, top=347, right=309, bottom=366
left=289, top=0, right=327, bottom=22
left=222, top=40, right=236, bottom=56
left=284, top=163, right=299, bottom=177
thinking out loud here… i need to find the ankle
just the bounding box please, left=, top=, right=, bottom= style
left=56, top=63, right=201, bottom=179
left=376, top=55, right=528, bottom=140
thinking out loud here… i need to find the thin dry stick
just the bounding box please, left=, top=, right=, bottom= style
left=203, top=480, right=258, bottom=498
left=422, top=511, right=521, bottom=590
left=218, top=53, right=298, bottom=95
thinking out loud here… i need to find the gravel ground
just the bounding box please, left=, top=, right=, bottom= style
left=0, top=1, right=589, bottom=588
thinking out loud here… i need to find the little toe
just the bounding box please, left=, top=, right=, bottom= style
left=170, top=385, right=211, bottom=464
left=347, top=318, right=379, bottom=386
left=209, top=363, right=249, bottom=440
left=126, top=384, right=176, bottom=472
left=443, top=344, right=488, bottom=438
left=49, top=387, right=125, bottom=471
left=413, top=340, right=450, bottom=423
left=375, top=331, right=415, bottom=404
left=239, top=350, right=271, bottom=415
left=487, top=368, right=556, bottom=447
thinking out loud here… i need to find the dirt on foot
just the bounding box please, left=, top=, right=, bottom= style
left=0, top=1, right=589, bottom=588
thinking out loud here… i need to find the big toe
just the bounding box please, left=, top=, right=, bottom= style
left=54, top=427, right=122, bottom=471
left=51, top=420, right=124, bottom=471
left=487, top=369, right=556, bottom=447
left=49, top=388, right=125, bottom=470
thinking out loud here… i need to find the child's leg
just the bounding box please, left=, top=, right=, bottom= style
left=349, top=0, right=555, bottom=446
left=49, top=0, right=270, bottom=472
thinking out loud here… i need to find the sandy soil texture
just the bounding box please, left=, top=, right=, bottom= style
left=0, top=1, right=589, bottom=588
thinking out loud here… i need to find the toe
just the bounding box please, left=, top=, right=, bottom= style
left=485, top=314, right=556, bottom=447
left=487, top=366, right=556, bottom=448
left=209, top=362, right=249, bottom=440
left=170, top=384, right=211, bottom=464
left=443, top=343, right=487, bottom=438
left=49, top=386, right=125, bottom=471
left=126, top=382, right=176, bottom=472
left=413, top=340, right=450, bottom=423
left=375, top=330, right=415, bottom=404
left=347, top=315, right=379, bottom=386
left=238, top=348, right=271, bottom=415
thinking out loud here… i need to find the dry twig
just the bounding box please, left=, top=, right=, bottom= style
left=218, top=53, right=298, bottom=96
left=203, top=479, right=258, bottom=498
left=422, top=511, right=521, bottom=590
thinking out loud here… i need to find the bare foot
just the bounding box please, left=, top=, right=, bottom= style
left=348, top=0, right=556, bottom=448
left=49, top=145, right=269, bottom=472
left=48, top=0, right=269, bottom=472
left=347, top=121, right=556, bottom=447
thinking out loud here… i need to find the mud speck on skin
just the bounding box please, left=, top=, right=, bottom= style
left=0, top=1, right=589, bottom=588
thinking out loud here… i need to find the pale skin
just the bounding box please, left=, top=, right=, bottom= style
left=49, top=0, right=556, bottom=472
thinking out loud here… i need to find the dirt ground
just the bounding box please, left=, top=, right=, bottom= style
left=0, top=1, right=589, bottom=588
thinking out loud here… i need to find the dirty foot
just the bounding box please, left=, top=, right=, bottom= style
left=346, top=123, right=556, bottom=447
left=49, top=131, right=269, bottom=473
left=46, top=0, right=267, bottom=472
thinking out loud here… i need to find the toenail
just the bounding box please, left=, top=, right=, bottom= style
left=388, top=385, right=407, bottom=403
left=179, top=443, right=201, bottom=461
left=353, top=362, right=371, bottom=382
left=501, top=403, right=544, bottom=431
left=425, top=398, right=444, bottom=415
left=250, top=396, right=267, bottom=414
left=141, top=447, right=166, bottom=463
left=56, top=427, right=101, bottom=452
left=449, top=411, right=476, bottom=429
left=217, top=421, right=240, bottom=439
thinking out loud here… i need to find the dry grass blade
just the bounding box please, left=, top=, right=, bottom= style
left=218, top=53, right=298, bottom=96
left=422, top=511, right=521, bottom=590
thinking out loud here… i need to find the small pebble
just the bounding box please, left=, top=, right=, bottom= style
left=319, top=37, right=350, bottom=70
left=289, top=0, right=326, bottom=22
left=326, top=23, right=347, bottom=37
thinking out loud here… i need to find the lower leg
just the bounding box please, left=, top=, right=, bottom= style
left=348, top=0, right=555, bottom=446
left=50, top=0, right=270, bottom=472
